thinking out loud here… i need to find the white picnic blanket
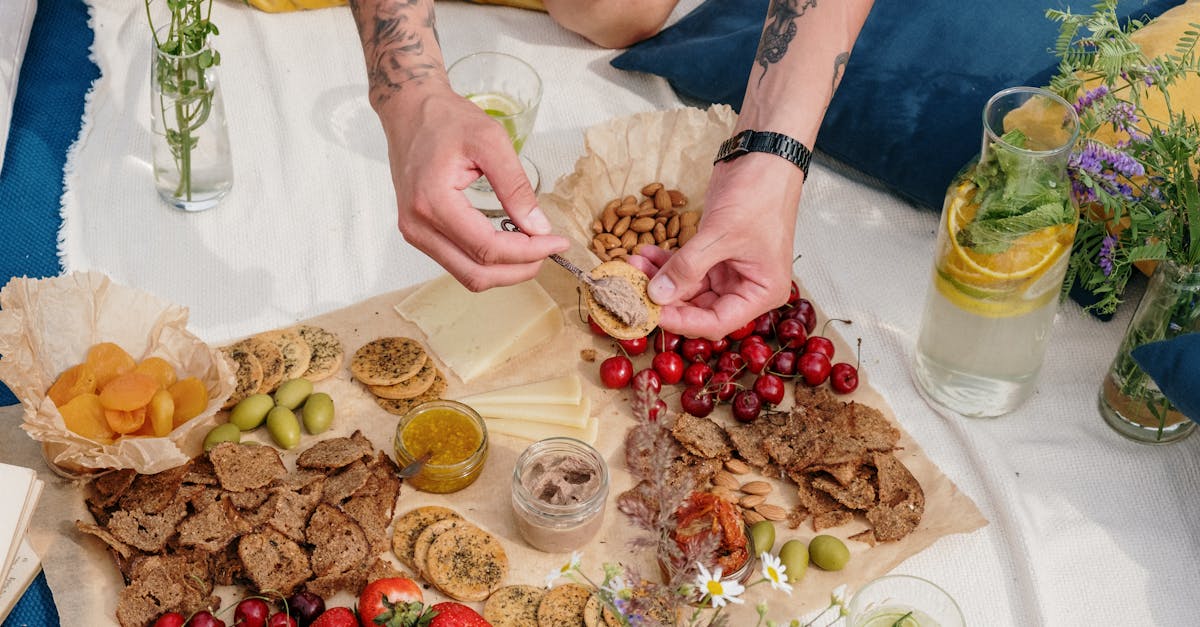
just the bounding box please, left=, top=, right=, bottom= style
left=28, top=0, right=1200, bottom=624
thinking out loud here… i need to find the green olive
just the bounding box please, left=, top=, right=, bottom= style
left=301, top=392, right=335, bottom=435
left=266, top=406, right=302, bottom=450
left=229, top=393, right=274, bottom=431
left=808, top=534, right=850, bottom=571
left=203, top=423, right=241, bottom=451
left=778, top=539, right=809, bottom=582
left=273, top=378, right=313, bottom=410
left=749, top=520, right=776, bottom=555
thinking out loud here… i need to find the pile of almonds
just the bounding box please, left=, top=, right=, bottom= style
left=711, top=458, right=787, bottom=524
left=590, top=182, right=701, bottom=261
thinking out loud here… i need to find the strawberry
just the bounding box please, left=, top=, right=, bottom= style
left=357, top=577, right=430, bottom=627
left=428, top=602, right=492, bottom=627
left=309, top=607, right=357, bottom=627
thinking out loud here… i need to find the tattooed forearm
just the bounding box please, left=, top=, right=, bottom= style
left=831, top=51, right=849, bottom=93
left=755, top=0, right=818, bottom=85
left=350, top=0, right=439, bottom=108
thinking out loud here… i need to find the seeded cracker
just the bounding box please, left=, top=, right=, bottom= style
left=256, top=328, right=313, bottom=381
left=368, top=358, right=438, bottom=400
left=536, top=583, right=592, bottom=627
left=413, top=517, right=467, bottom=578
left=425, top=525, right=508, bottom=602
left=297, top=324, right=344, bottom=382
left=232, top=336, right=286, bottom=394
left=583, top=594, right=603, bottom=627
left=220, top=345, right=264, bottom=410
left=351, top=337, right=427, bottom=386
left=485, top=585, right=545, bottom=627
left=375, top=371, right=446, bottom=415
left=391, top=506, right=463, bottom=570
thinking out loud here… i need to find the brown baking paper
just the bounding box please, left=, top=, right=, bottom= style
left=0, top=271, right=236, bottom=475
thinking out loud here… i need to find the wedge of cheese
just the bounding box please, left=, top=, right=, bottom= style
left=484, top=415, right=599, bottom=445
left=395, top=275, right=563, bottom=383
left=457, top=374, right=583, bottom=408
left=467, top=395, right=591, bottom=429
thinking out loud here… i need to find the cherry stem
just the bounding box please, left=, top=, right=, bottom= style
left=819, top=317, right=853, bottom=337
left=855, top=337, right=863, bottom=371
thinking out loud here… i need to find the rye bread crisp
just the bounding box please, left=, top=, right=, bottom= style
left=321, top=459, right=371, bottom=505
left=75, top=521, right=136, bottom=560
left=671, top=414, right=733, bottom=460
left=536, top=583, right=592, bottom=627
left=177, top=498, right=247, bottom=552
left=484, top=585, right=545, bottom=627
left=238, top=528, right=312, bottom=597
left=306, top=503, right=370, bottom=578
left=106, top=497, right=188, bottom=553
left=265, top=481, right=325, bottom=543
left=425, top=525, right=508, bottom=602
left=226, top=487, right=272, bottom=510
left=391, top=506, right=462, bottom=569
left=583, top=260, right=660, bottom=340
left=88, top=468, right=137, bottom=509
left=115, top=553, right=215, bottom=627
left=208, top=442, right=287, bottom=493
left=295, top=431, right=373, bottom=470
left=117, top=463, right=190, bottom=514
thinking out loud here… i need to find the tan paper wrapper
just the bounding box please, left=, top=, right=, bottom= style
left=0, top=271, right=236, bottom=475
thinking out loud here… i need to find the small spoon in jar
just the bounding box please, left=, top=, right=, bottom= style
left=397, top=451, right=433, bottom=479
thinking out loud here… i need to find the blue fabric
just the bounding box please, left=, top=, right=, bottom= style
left=611, top=0, right=1181, bottom=210
left=0, top=1, right=93, bottom=623
left=1132, top=333, right=1200, bottom=424
left=0, top=0, right=96, bottom=411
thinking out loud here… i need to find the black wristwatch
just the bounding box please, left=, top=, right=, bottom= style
left=714, top=130, right=812, bottom=179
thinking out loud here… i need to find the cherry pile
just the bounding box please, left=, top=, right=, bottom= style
left=593, top=281, right=860, bottom=423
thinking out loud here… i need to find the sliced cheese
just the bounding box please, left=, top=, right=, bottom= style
left=457, top=374, right=583, bottom=407
left=467, top=395, right=591, bottom=429
left=395, top=274, right=563, bottom=383
left=484, top=415, right=599, bottom=445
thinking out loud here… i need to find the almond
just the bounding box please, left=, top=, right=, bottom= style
left=656, top=207, right=677, bottom=220
left=601, top=206, right=618, bottom=232
left=591, top=219, right=603, bottom=234
left=654, top=188, right=672, bottom=212
left=617, top=203, right=639, bottom=217
left=652, top=223, right=667, bottom=243
left=636, top=206, right=658, bottom=218
left=680, top=210, right=700, bottom=227
left=623, top=195, right=638, bottom=206
left=755, top=504, right=788, bottom=521
left=596, top=233, right=621, bottom=248
left=667, top=215, right=681, bottom=238
left=640, top=198, right=655, bottom=211
left=723, top=458, right=752, bottom=475
left=607, top=247, right=628, bottom=259
left=668, top=189, right=688, bottom=207
left=710, top=486, right=738, bottom=501
left=620, top=231, right=638, bottom=251
left=678, top=225, right=697, bottom=246
left=631, top=217, right=656, bottom=233
left=713, top=471, right=740, bottom=490
left=662, top=238, right=677, bottom=250
left=638, top=232, right=656, bottom=246
left=612, top=215, right=632, bottom=237
left=742, top=509, right=767, bottom=524
left=641, top=182, right=664, bottom=197
left=739, top=494, right=766, bottom=509
left=740, top=480, right=772, bottom=495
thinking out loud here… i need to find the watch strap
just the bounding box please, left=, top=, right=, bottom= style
left=715, top=130, right=812, bottom=178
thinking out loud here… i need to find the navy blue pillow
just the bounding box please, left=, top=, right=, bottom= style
left=1133, top=333, right=1200, bottom=424
left=612, top=0, right=1181, bottom=210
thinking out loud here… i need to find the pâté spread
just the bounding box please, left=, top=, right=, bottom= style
left=394, top=400, right=488, bottom=493
left=511, top=437, right=609, bottom=552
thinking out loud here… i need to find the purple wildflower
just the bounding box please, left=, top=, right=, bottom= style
left=1106, top=101, right=1139, bottom=133
left=1099, top=235, right=1117, bottom=276
left=1068, top=140, right=1149, bottom=203
left=1074, top=85, right=1110, bottom=113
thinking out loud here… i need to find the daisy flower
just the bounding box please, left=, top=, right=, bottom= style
left=694, top=562, right=745, bottom=608
left=545, top=551, right=581, bottom=588
left=759, top=552, right=794, bottom=594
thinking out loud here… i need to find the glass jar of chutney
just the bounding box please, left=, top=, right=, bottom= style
left=394, top=400, right=488, bottom=493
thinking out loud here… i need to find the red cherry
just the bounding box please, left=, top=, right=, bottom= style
left=790, top=299, right=817, bottom=334
left=708, top=337, right=729, bottom=355
left=631, top=368, right=662, bottom=396
left=587, top=315, right=609, bottom=337
left=236, top=599, right=271, bottom=627
left=798, top=351, right=832, bottom=386
left=653, top=328, right=682, bottom=353
left=680, top=385, right=716, bottom=417
left=768, top=349, right=798, bottom=377
left=731, top=390, right=762, bottom=423
left=680, top=338, right=714, bottom=363
left=753, top=373, right=786, bottom=406
left=189, top=612, right=226, bottom=627
left=651, top=351, right=685, bottom=385
left=752, top=311, right=780, bottom=338
left=267, top=614, right=298, bottom=627
left=739, top=341, right=772, bottom=375
left=776, top=317, right=808, bottom=349
left=787, top=280, right=801, bottom=304
left=804, top=336, right=835, bottom=360
left=599, top=355, right=634, bottom=389
left=683, top=362, right=714, bottom=388
left=647, top=398, right=668, bottom=421
left=153, top=613, right=186, bottom=627
left=708, top=370, right=738, bottom=402
left=716, top=350, right=745, bottom=374
left=830, top=362, right=859, bottom=394
left=727, top=319, right=756, bottom=341
left=617, top=335, right=649, bottom=356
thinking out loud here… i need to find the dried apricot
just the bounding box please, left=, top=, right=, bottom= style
left=86, top=342, right=136, bottom=389
left=105, top=406, right=147, bottom=435
left=59, top=393, right=115, bottom=443
left=99, top=372, right=158, bottom=411
left=168, top=377, right=208, bottom=426
left=47, top=363, right=97, bottom=407
left=134, top=357, right=178, bottom=389
left=146, top=388, right=175, bottom=437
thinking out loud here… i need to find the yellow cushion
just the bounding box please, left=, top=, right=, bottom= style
left=245, top=0, right=545, bottom=12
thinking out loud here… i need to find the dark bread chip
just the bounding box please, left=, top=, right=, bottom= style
left=266, top=483, right=325, bottom=543
left=88, top=469, right=138, bottom=509
left=867, top=451, right=925, bottom=542
left=295, top=432, right=373, bottom=470
left=106, top=497, right=189, bottom=553
left=115, top=553, right=215, bottom=627
left=118, top=463, right=191, bottom=514
left=321, top=459, right=371, bottom=505
left=306, top=567, right=368, bottom=600
left=209, top=542, right=245, bottom=587
left=177, top=498, right=248, bottom=552
left=808, top=461, right=863, bottom=486
left=209, top=442, right=287, bottom=493
left=238, top=528, right=312, bottom=597
left=364, top=557, right=408, bottom=583
left=724, top=422, right=773, bottom=470
left=306, top=503, right=370, bottom=578
left=848, top=529, right=878, bottom=547
left=271, top=468, right=326, bottom=492
left=182, top=456, right=219, bottom=486
left=227, top=487, right=272, bottom=511
left=811, top=473, right=877, bottom=511
left=671, top=414, right=733, bottom=460
left=76, top=521, right=136, bottom=560
left=812, top=507, right=854, bottom=531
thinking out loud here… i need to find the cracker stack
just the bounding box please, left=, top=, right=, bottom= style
left=350, top=336, right=447, bottom=414
left=219, top=324, right=345, bottom=409
left=390, top=506, right=508, bottom=602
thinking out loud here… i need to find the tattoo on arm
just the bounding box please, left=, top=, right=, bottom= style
left=755, top=0, right=818, bottom=86
left=349, top=0, right=438, bottom=108
left=831, top=51, right=849, bottom=93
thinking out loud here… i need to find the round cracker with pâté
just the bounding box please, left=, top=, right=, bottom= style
left=583, top=260, right=660, bottom=340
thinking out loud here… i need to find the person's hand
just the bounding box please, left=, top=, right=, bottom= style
left=627, top=153, right=805, bottom=339
left=376, top=82, right=569, bottom=291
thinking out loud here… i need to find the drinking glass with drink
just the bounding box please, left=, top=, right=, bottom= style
left=447, top=51, right=543, bottom=217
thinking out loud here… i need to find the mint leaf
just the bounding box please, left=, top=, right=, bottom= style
left=956, top=200, right=1074, bottom=254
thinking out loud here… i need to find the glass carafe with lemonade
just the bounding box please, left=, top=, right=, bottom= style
left=914, top=86, right=1080, bottom=417
left=447, top=51, right=542, bottom=217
